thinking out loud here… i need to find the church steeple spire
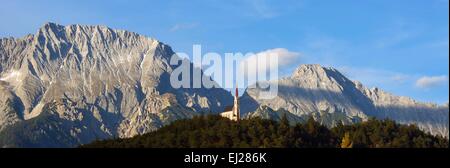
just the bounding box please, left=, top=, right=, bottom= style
left=233, top=82, right=240, bottom=121
left=219, top=82, right=240, bottom=121
left=235, top=82, right=239, bottom=97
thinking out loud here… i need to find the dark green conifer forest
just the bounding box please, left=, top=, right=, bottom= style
left=82, top=115, right=448, bottom=148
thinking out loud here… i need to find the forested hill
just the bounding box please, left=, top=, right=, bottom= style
left=82, top=115, right=448, bottom=148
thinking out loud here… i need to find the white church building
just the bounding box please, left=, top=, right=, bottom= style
left=220, top=86, right=240, bottom=121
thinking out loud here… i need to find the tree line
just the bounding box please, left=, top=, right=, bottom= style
left=82, top=115, right=449, bottom=148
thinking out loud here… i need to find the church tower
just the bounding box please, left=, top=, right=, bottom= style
left=219, top=84, right=240, bottom=121
left=232, top=84, right=240, bottom=121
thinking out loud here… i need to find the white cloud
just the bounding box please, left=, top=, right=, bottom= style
left=233, top=48, right=300, bottom=87
left=415, top=75, right=448, bottom=88
left=338, top=67, right=449, bottom=90
left=169, top=23, right=198, bottom=32
left=240, top=48, right=300, bottom=75
left=255, top=48, right=300, bottom=66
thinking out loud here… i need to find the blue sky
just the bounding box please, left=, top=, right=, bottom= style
left=0, top=0, right=448, bottom=104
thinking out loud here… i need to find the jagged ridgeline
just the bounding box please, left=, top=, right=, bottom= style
left=82, top=115, right=448, bottom=148
left=241, top=65, right=449, bottom=138
left=0, top=23, right=448, bottom=147
left=0, top=23, right=232, bottom=147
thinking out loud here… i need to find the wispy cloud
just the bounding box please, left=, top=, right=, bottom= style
left=246, top=0, right=278, bottom=18
left=238, top=48, right=300, bottom=86
left=337, top=66, right=450, bottom=93
left=299, top=34, right=351, bottom=67
left=337, top=66, right=413, bottom=88
left=241, top=48, right=300, bottom=75
left=415, top=75, right=448, bottom=89
left=375, top=31, right=415, bottom=48
left=169, top=23, right=198, bottom=32
left=374, top=20, right=421, bottom=49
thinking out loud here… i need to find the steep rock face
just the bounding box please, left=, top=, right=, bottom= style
left=0, top=81, right=23, bottom=131
left=358, top=84, right=449, bottom=137
left=242, top=64, right=449, bottom=137
left=0, top=23, right=232, bottom=147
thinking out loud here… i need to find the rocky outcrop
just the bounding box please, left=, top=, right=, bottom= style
left=242, top=64, right=449, bottom=138
left=0, top=23, right=232, bottom=147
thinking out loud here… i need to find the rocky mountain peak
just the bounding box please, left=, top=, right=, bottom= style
left=292, top=64, right=347, bottom=82
left=0, top=23, right=233, bottom=147
left=292, top=64, right=327, bottom=78
left=286, top=64, right=353, bottom=93
left=242, top=64, right=449, bottom=138
left=292, top=64, right=343, bottom=77
left=33, top=22, right=161, bottom=51
left=40, top=22, right=62, bottom=31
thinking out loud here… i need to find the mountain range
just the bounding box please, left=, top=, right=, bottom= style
left=0, top=23, right=448, bottom=147
left=241, top=64, right=449, bottom=137
left=0, top=23, right=232, bottom=147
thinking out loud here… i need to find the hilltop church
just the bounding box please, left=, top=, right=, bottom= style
left=220, top=86, right=240, bottom=121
